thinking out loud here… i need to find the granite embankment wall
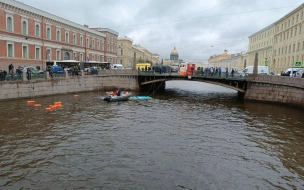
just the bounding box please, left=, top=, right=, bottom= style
left=0, top=70, right=139, bottom=100
left=245, top=74, right=304, bottom=107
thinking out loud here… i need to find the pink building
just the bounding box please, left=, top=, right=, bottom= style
left=0, top=0, right=118, bottom=71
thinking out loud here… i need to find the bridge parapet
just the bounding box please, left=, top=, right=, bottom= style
left=248, top=74, right=304, bottom=88
left=98, top=69, right=138, bottom=76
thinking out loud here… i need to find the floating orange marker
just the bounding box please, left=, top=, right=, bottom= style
left=27, top=100, right=35, bottom=105
left=34, top=104, right=41, bottom=107
left=54, top=101, right=62, bottom=105
left=45, top=107, right=52, bottom=110
left=74, top=95, right=79, bottom=97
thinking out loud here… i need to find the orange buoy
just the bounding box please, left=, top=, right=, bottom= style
left=74, top=95, right=79, bottom=97
left=27, top=100, right=35, bottom=105
left=54, top=101, right=62, bottom=105
left=45, top=107, right=52, bottom=110
left=34, top=104, right=41, bottom=107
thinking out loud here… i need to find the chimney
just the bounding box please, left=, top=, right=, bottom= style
left=84, top=24, right=89, bottom=28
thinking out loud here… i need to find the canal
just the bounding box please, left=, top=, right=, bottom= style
left=0, top=81, right=303, bottom=189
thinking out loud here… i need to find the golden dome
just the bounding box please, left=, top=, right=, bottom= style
left=171, top=46, right=178, bottom=55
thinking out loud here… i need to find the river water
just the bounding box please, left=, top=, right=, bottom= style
left=0, top=81, right=303, bottom=190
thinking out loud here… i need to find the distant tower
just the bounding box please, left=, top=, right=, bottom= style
left=170, top=47, right=179, bottom=61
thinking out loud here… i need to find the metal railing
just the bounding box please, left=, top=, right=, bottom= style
left=138, top=70, right=248, bottom=79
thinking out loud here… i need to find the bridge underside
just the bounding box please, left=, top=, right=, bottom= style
left=138, top=75, right=247, bottom=98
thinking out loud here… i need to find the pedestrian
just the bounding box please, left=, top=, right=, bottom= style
left=231, top=68, right=235, bottom=77
left=219, top=67, right=222, bottom=77
left=26, top=68, right=31, bottom=80
left=17, top=67, right=22, bottom=80
left=10, top=69, right=14, bottom=80
left=302, top=72, right=304, bottom=78
left=225, top=68, right=229, bottom=77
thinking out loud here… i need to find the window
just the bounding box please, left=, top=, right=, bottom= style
left=80, top=36, right=83, bottom=46
left=73, top=52, right=76, bottom=60
left=291, top=30, right=293, bottom=37
left=80, top=53, right=83, bottom=61
left=298, top=43, right=300, bottom=51
left=35, top=47, right=40, bottom=59
left=56, top=50, right=60, bottom=61
left=35, top=24, right=40, bottom=37
left=22, top=21, right=27, bottom=34
left=278, top=48, right=280, bottom=55
left=65, top=32, right=69, bottom=43
left=46, top=49, right=51, bottom=61
left=6, top=17, right=13, bottom=31
left=293, top=44, right=295, bottom=52
left=98, top=41, right=100, bottom=50
left=92, top=55, right=95, bottom=61
left=92, top=40, right=95, bottom=49
left=295, top=28, right=297, bottom=36
left=102, top=41, right=104, bottom=50
left=22, top=45, right=28, bottom=58
left=86, top=38, right=89, bottom=47
left=56, top=30, right=60, bottom=41
left=46, top=28, right=51, bottom=39
left=300, top=26, right=302, bottom=34
left=121, top=49, right=123, bottom=55
left=73, top=34, right=76, bottom=45
left=289, top=45, right=291, bottom=53
left=7, top=43, right=14, bottom=57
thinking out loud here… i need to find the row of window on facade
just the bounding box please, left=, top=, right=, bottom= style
left=250, top=29, right=274, bottom=43
left=274, top=42, right=304, bottom=56
left=249, top=39, right=273, bottom=51
left=275, top=55, right=303, bottom=68
left=5, top=16, right=116, bottom=53
left=277, top=11, right=304, bottom=32
left=6, top=42, right=113, bottom=62
left=275, top=26, right=303, bottom=43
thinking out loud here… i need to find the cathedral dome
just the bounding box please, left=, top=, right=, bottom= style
left=171, top=46, right=178, bottom=55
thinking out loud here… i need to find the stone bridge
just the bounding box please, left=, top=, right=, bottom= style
left=0, top=69, right=303, bottom=108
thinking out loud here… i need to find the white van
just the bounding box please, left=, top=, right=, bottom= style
left=111, top=64, right=124, bottom=69
left=241, top=66, right=269, bottom=76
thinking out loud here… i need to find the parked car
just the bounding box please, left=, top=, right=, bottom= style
left=280, top=68, right=301, bottom=77
left=22, top=66, right=44, bottom=74
left=47, top=65, right=64, bottom=74
left=295, top=68, right=304, bottom=78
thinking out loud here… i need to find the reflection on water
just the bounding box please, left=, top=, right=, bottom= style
left=0, top=81, right=303, bottom=189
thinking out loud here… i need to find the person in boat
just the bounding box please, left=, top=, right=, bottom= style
left=116, top=88, right=121, bottom=96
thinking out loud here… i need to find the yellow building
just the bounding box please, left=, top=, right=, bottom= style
left=117, top=36, right=134, bottom=68
left=273, top=3, right=304, bottom=74
left=247, top=25, right=275, bottom=72
left=117, top=37, right=159, bottom=69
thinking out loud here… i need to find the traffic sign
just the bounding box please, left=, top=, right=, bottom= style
left=294, top=61, right=303, bottom=68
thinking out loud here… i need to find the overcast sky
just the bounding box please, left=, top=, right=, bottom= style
left=21, top=0, right=304, bottom=62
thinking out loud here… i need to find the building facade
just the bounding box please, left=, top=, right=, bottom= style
left=116, top=36, right=159, bottom=68
left=208, top=50, right=230, bottom=66
left=272, top=4, right=304, bottom=74
left=90, top=27, right=118, bottom=64
left=117, top=36, right=134, bottom=68
left=247, top=24, right=275, bottom=72
left=0, top=0, right=118, bottom=71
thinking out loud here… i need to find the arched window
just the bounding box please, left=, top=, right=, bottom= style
left=86, top=38, right=89, bottom=47
left=121, top=49, right=123, bottom=55
left=6, top=17, right=12, bottom=31
left=47, top=28, right=51, bottom=39
left=80, top=36, right=83, bottom=46
left=35, top=25, right=40, bottom=37
left=22, top=21, right=27, bottom=34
